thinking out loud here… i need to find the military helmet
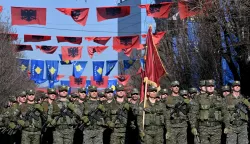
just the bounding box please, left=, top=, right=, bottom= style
left=41, top=93, right=49, bottom=99
left=78, top=87, right=86, bottom=93
left=116, top=84, right=124, bottom=91
left=58, top=85, right=69, bottom=92
left=180, top=90, right=188, bottom=96
left=131, top=88, right=139, bottom=95
left=19, top=91, right=27, bottom=97
left=232, top=81, right=240, bottom=87
left=88, top=85, right=97, bottom=92
left=71, top=93, right=78, bottom=98
left=105, top=87, right=114, bottom=93
left=26, top=89, right=35, bottom=95
left=9, top=96, right=17, bottom=103
left=189, top=87, right=198, bottom=94
left=221, top=85, right=230, bottom=92
left=171, top=81, right=180, bottom=87
left=47, top=88, right=57, bottom=94
left=98, top=91, right=105, bottom=97
left=147, top=85, right=157, bottom=92
left=160, top=88, right=168, bottom=95
left=199, top=80, right=206, bottom=86
left=205, top=79, right=215, bottom=86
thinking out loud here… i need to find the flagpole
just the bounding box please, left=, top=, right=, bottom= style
left=142, top=77, right=148, bottom=130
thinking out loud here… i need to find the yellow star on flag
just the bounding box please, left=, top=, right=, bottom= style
left=35, top=67, right=42, bottom=74
left=20, top=64, right=27, bottom=71
left=49, top=67, right=56, bottom=75
left=97, top=67, right=103, bottom=75
left=75, top=64, right=83, bottom=72
left=111, top=85, right=116, bottom=91
left=64, top=60, right=70, bottom=64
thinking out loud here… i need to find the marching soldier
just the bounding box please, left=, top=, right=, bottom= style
left=199, top=80, right=206, bottom=94
left=159, top=88, right=168, bottom=102
left=99, top=91, right=107, bottom=103
left=222, top=85, right=231, bottom=97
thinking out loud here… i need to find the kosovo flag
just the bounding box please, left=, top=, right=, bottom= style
left=105, top=60, right=117, bottom=76
left=49, top=80, right=59, bottom=88
left=93, top=61, right=104, bottom=82
left=61, top=80, right=71, bottom=93
left=85, top=80, right=91, bottom=94
left=140, top=58, right=145, bottom=71
left=19, top=59, right=29, bottom=72
left=108, top=79, right=117, bottom=91
left=59, top=54, right=72, bottom=65
left=31, top=60, right=47, bottom=84
left=46, top=60, right=59, bottom=81
left=73, top=61, right=88, bottom=78
left=123, top=59, right=136, bottom=70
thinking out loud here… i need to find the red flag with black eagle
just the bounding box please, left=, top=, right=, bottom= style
left=113, top=35, right=142, bottom=52
left=61, top=46, right=83, bottom=61
left=178, top=1, right=202, bottom=20
left=90, top=76, right=109, bottom=88
left=70, top=76, right=87, bottom=88
left=114, top=75, right=130, bottom=86
left=96, top=6, right=130, bottom=22
left=56, top=36, right=82, bottom=44
left=85, top=36, right=111, bottom=45
left=36, top=45, right=58, bottom=54
left=24, top=34, right=51, bottom=42
left=11, top=7, right=46, bottom=25
left=139, top=2, right=173, bottom=18
left=87, top=46, right=108, bottom=58
left=15, top=44, right=33, bottom=52
left=0, top=33, right=18, bottom=40
left=56, top=8, right=89, bottom=26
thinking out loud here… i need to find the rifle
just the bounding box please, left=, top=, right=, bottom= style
left=60, top=105, right=74, bottom=118
left=235, top=102, right=248, bottom=114
left=170, top=102, right=187, bottom=118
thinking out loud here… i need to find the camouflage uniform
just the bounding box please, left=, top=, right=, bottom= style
left=159, top=88, right=168, bottom=102
left=190, top=80, right=230, bottom=144
left=224, top=81, right=249, bottom=144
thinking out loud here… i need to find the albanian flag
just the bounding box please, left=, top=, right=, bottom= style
left=61, top=46, right=83, bottom=61
left=153, top=31, right=166, bottom=45
left=114, top=75, right=130, bottom=86
left=11, top=7, right=46, bottom=25
left=96, top=6, right=130, bottom=22
left=139, top=2, right=173, bottom=18
left=56, top=8, right=89, bottom=26
left=113, top=35, right=142, bottom=51
left=69, top=76, right=87, bottom=88
left=56, top=36, right=82, bottom=44
left=15, top=44, right=33, bottom=52
left=24, top=34, right=51, bottom=42
left=90, top=76, right=109, bottom=88
left=87, top=46, right=108, bottom=58
left=178, top=1, right=201, bottom=20
left=85, top=36, right=111, bottom=45
left=36, top=45, right=58, bottom=54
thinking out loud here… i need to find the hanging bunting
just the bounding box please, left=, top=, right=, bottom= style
left=105, top=60, right=117, bottom=76
left=73, top=61, right=88, bottom=78
left=123, top=59, right=136, bottom=70
left=24, top=34, right=51, bottom=42
left=85, top=36, right=111, bottom=45
left=90, top=76, right=109, bottom=88
left=11, top=7, right=46, bottom=25
left=19, top=59, right=29, bottom=72
left=36, top=45, right=58, bottom=54
left=56, top=36, right=82, bottom=44
left=69, top=76, right=87, bottom=88
left=93, top=61, right=104, bottom=82
left=59, top=54, right=72, bottom=65
left=30, top=60, right=47, bottom=84
left=0, top=33, right=18, bottom=40
left=139, top=2, right=173, bottom=18
left=113, top=35, right=142, bottom=52
left=108, top=79, right=118, bottom=91
left=85, top=80, right=91, bottom=93
left=57, top=74, right=64, bottom=81
left=114, top=75, right=130, bottom=86
left=15, top=44, right=33, bottom=52
left=153, top=31, right=166, bottom=45
left=46, top=60, right=59, bottom=81
left=87, top=46, right=108, bottom=58
left=61, top=46, right=83, bottom=61
left=0, top=6, right=2, bottom=12
left=178, top=1, right=202, bottom=20
left=56, top=8, right=89, bottom=26
left=60, top=80, right=71, bottom=93
left=96, top=6, right=130, bottom=22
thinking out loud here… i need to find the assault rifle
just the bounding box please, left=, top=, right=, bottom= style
left=170, top=101, right=187, bottom=118
left=235, top=102, right=248, bottom=114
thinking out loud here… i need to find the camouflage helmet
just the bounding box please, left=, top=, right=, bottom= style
left=88, top=85, right=97, bottom=92
left=58, top=85, right=69, bottom=92
left=205, top=79, right=215, bottom=86
left=71, top=93, right=78, bottom=98
left=131, top=88, right=139, bottom=95
left=105, top=87, right=113, bottom=93
left=221, top=85, right=230, bottom=92
left=199, top=80, right=206, bottom=86
left=147, top=85, right=157, bottom=92
left=116, top=84, right=124, bottom=91
left=232, top=81, right=240, bottom=87
left=26, top=89, right=35, bottom=95
left=47, top=88, right=57, bottom=94
left=189, top=87, right=198, bottom=94
left=19, top=91, right=27, bottom=97
left=159, top=88, right=168, bottom=95
left=171, top=81, right=180, bottom=87
left=98, top=91, right=105, bottom=97
left=78, top=87, right=86, bottom=93
left=9, top=96, right=17, bottom=103
left=180, top=90, right=188, bottom=96
left=41, top=93, right=49, bottom=99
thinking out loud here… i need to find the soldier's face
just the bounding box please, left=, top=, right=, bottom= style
left=232, top=85, right=241, bottom=92
left=223, top=91, right=230, bottom=97
left=105, top=92, right=113, bottom=100
left=18, top=96, right=26, bottom=103
left=131, top=94, right=139, bottom=101
left=79, top=92, right=86, bottom=99
left=171, top=86, right=179, bottom=93
left=200, top=86, right=206, bottom=92
left=161, top=94, right=168, bottom=99
left=117, top=91, right=125, bottom=97
left=49, top=94, right=56, bottom=100
left=90, top=91, right=98, bottom=98
left=149, top=91, right=157, bottom=98
left=27, top=95, right=35, bottom=101
left=59, top=91, right=68, bottom=97
left=206, top=86, right=214, bottom=93
left=100, top=97, right=106, bottom=101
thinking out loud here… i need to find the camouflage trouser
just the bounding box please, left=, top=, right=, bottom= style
left=53, top=128, right=74, bottom=144
left=110, top=128, right=126, bottom=144
left=199, top=125, right=221, bottom=144
left=166, top=127, right=187, bottom=144
left=227, top=123, right=248, bottom=144
left=21, top=130, right=41, bottom=144
left=83, top=129, right=103, bottom=144
left=144, top=127, right=164, bottom=144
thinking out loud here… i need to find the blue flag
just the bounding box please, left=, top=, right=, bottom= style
left=93, top=61, right=104, bottom=82
left=108, top=79, right=117, bottom=91
left=85, top=80, right=91, bottom=94
left=105, top=60, right=117, bottom=76
left=31, top=60, right=46, bottom=84
left=123, top=59, right=135, bottom=70
left=46, top=60, right=59, bottom=81
left=222, top=57, right=234, bottom=85
left=19, top=59, right=29, bottom=72
left=73, top=61, right=88, bottom=78
left=59, top=54, right=72, bottom=65
left=60, top=80, right=71, bottom=93
left=140, top=58, right=145, bottom=71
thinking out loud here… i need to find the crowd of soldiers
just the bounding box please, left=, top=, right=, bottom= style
left=0, top=79, right=249, bottom=144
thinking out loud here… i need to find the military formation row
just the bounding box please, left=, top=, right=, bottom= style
left=0, top=79, right=249, bottom=144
